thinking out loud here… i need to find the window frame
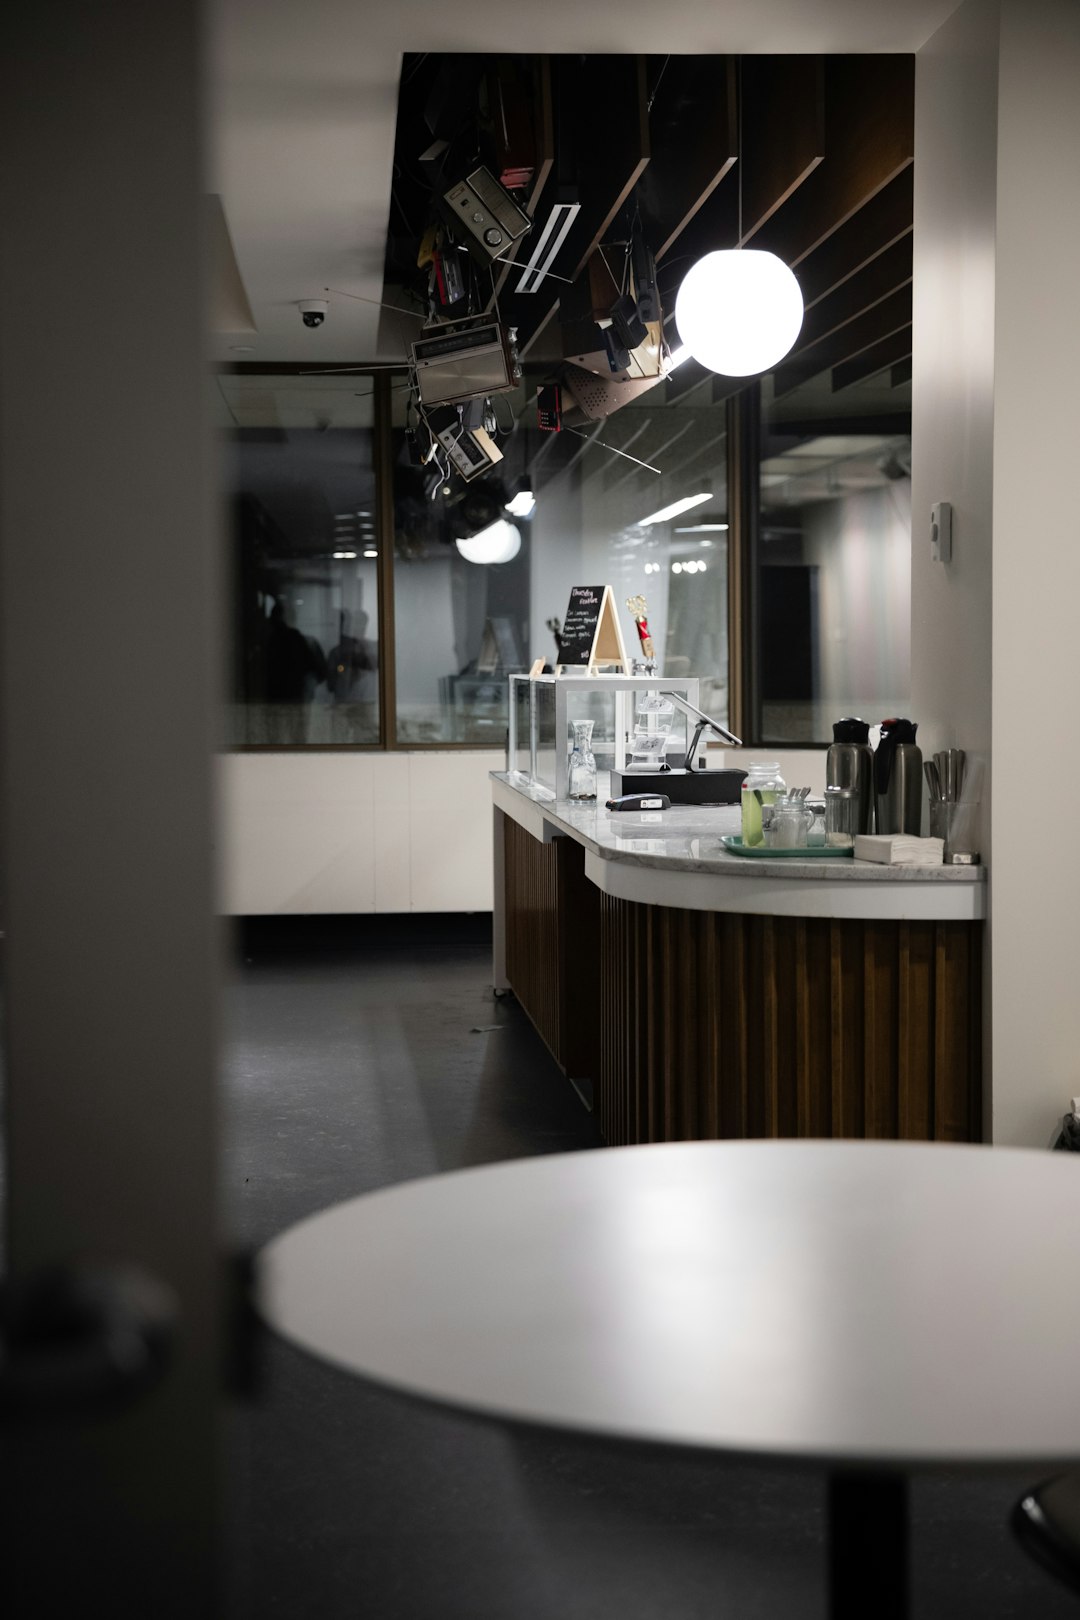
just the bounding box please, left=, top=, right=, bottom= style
left=221, top=362, right=910, bottom=753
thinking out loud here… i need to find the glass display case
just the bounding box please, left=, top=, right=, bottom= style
left=506, top=673, right=702, bottom=800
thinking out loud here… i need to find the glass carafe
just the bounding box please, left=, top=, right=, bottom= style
left=567, top=719, right=597, bottom=800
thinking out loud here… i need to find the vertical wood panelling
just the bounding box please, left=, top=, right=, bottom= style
left=830, top=921, right=866, bottom=1137
left=501, top=829, right=982, bottom=1146
left=898, top=922, right=935, bottom=1139
left=503, top=818, right=560, bottom=1062
left=863, top=922, right=900, bottom=1137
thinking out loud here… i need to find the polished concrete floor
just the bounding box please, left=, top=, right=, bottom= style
left=224, top=917, right=1074, bottom=1620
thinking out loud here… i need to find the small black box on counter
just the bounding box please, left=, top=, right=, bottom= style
left=608, top=767, right=746, bottom=806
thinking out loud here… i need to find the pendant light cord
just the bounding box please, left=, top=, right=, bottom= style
left=737, top=55, right=743, bottom=248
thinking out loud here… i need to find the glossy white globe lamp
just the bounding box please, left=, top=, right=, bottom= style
left=455, top=518, right=521, bottom=566
left=675, top=250, right=804, bottom=376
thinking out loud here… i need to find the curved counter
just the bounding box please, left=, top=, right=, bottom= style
left=492, top=773, right=985, bottom=922
left=491, top=772, right=986, bottom=1148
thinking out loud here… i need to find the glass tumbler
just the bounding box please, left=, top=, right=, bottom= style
left=824, top=785, right=859, bottom=848
left=567, top=719, right=597, bottom=800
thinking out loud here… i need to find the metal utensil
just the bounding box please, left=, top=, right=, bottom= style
left=925, top=760, right=941, bottom=801
left=935, top=752, right=948, bottom=797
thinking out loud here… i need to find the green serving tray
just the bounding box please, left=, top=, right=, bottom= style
left=721, top=835, right=853, bottom=859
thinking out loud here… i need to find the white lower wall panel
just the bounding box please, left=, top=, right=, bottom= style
left=219, top=751, right=502, bottom=915
left=408, top=752, right=501, bottom=912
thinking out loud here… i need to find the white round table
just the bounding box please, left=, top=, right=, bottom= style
left=258, top=1140, right=1080, bottom=1617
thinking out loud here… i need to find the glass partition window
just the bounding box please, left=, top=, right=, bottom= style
left=757, top=371, right=912, bottom=745
left=221, top=375, right=379, bottom=746
left=391, top=368, right=730, bottom=745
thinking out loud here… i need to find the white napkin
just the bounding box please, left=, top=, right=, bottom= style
left=853, top=835, right=945, bottom=866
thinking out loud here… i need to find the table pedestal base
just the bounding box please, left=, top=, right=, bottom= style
left=829, top=1473, right=908, bottom=1620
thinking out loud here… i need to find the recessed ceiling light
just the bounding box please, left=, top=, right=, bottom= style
left=671, top=562, right=683, bottom=574
left=638, top=493, right=712, bottom=527
left=362, top=548, right=378, bottom=559
left=332, top=550, right=357, bottom=560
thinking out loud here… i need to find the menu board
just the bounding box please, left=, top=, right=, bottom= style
left=559, top=586, right=606, bottom=665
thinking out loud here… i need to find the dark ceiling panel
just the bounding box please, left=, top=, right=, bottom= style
left=832, top=326, right=913, bottom=391
left=739, top=57, right=826, bottom=242
left=773, top=283, right=912, bottom=397
left=796, top=167, right=914, bottom=309
left=640, top=56, right=737, bottom=261
left=514, top=55, right=650, bottom=355
left=751, top=55, right=914, bottom=268
left=797, top=234, right=912, bottom=350
left=486, top=59, right=555, bottom=311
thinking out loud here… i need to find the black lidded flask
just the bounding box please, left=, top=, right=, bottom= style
left=874, top=718, right=923, bottom=836
left=826, top=717, right=874, bottom=835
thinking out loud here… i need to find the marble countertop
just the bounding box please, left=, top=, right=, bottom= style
left=493, top=772, right=986, bottom=886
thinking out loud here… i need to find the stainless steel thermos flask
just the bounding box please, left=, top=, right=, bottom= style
left=874, top=717, right=923, bottom=835
left=825, top=717, right=874, bottom=835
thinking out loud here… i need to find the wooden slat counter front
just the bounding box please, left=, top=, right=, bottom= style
left=491, top=773, right=987, bottom=1146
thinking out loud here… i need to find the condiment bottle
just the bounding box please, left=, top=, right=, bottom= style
left=741, top=760, right=786, bottom=847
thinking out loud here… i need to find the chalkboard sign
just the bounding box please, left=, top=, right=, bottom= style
left=556, top=585, right=629, bottom=672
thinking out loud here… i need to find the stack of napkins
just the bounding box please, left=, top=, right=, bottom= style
left=854, top=834, right=945, bottom=866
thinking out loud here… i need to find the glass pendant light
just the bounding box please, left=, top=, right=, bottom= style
left=675, top=249, right=804, bottom=376
left=674, top=59, right=804, bottom=377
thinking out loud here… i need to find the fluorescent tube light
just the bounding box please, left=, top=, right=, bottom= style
left=333, top=550, right=358, bottom=560
left=637, top=492, right=712, bottom=527
left=674, top=522, right=729, bottom=533
left=505, top=489, right=536, bottom=518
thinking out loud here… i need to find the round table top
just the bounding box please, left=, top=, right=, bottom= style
left=258, top=1139, right=1080, bottom=1468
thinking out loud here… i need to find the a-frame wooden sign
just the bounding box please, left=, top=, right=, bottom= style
left=555, top=585, right=630, bottom=674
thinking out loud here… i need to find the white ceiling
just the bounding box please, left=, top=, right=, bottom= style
left=210, top=0, right=961, bottom=364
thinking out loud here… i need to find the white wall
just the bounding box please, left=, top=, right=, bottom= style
left=911, top=0, right=998, bottom=846
left=914, top=0, right=1080, bottom=1146
left=220, top=751, right=502, bottom=913
left=991, top=0, right=1080, bottom=1145
left=912, top=0, right=998, bottom=1144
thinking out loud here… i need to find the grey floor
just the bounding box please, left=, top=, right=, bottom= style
left=224, top=917, right=1074, bottom=1620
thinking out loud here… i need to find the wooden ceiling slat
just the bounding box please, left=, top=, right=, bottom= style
left=740, top=57, right=826, bottom=243
left=796, top=168, right=914, bottom=309
left=797, top=234, right=912, bottom=351
left=751, top=56, right=914, bottom=269
left=640, top=57, right=737, bottom=262
left=832, top=326, right=912, bottom=390
left=773, top=284, right=911, bottom=397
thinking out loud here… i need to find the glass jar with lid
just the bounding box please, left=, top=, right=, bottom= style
left=741, top=760, right=787, bottom=847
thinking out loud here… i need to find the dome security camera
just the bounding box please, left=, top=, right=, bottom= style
left=299, top=299, right=328, bottom=329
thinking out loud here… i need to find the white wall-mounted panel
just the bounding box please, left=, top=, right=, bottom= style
left=220, top=751, right=502, bottom=914
left=220, top=753, right=375, bottom=914
left=372, top=752, right=411, bottom=911
left=408, top=752, right=503, bottom=912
